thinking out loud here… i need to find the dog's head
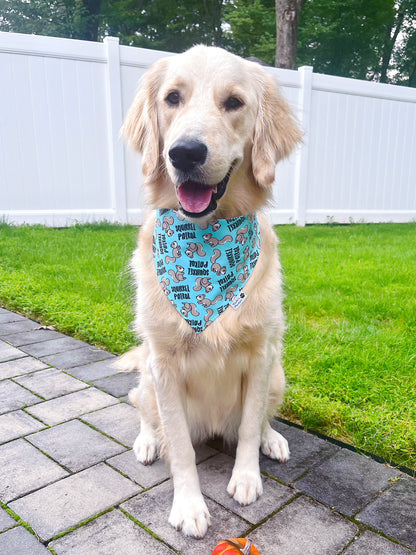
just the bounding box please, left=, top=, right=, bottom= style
left=123, top=45, right=301, bottom=220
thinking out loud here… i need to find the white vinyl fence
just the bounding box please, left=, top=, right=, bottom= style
left=1, top=31, right=416, bottom=226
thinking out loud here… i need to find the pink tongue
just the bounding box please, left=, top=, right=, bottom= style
left=178, top=182, right=213, bottom=213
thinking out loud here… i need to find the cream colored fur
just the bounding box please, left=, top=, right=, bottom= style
left=120, top=45, right=302, bottom=539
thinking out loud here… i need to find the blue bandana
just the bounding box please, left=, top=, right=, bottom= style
left=153, top=209, right=261, bottom=333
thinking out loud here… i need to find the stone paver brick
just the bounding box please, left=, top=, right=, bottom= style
left=107, top=449, right=153, bottom=487
left=0, top=340, right=26, bottom=362
left=0, top=507, right=16, bottom=532
left=19, top=336, right=86, bottom=358
left=49, top=509, right=175, bottom=554
left=344, top=530, right=413, bottom=554
left=107, top=444, right=217, bottom=488
left=26, top=387, right=119, bottom=425
left=92, top=372, right=138, bottom=398
left=9, top=463, right=140, bottom=541
left=0, top=526, right=50, bottom=554
left=81, top=402, right=139, bottom=447
left=14, top=367, right=87, bottom=400
left=0, top=357, right=48, bottom=380
left=0, top=380, right=42, bottom=415
left=0, top=311, right=28, bottom=324
left=27, top=419, right=126, bottom=472
left=248, top=495, right=358, bottom=555
left=0, top=410, right=45, bottom=443
left=295, top=448, right=401, bottom=516
left=121, top=480, right=248, bottom=555
left=40, top=346, right=114, bottom=369
left=260, top=421, right=340, bottom=483
left=357, top=477, right=416, bottom=549
left=0, top=439, right=68, bottom=502
left=198, top=453, right=295, bottom=523
left=66, top=359, right=121, bottom=382
left=2, top=329, right=65, bottom=347
left=0, top=319, right=41, bottom=336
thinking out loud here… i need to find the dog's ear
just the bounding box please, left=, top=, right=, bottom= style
left=122, top=58, right=167, bottom=179
left=252, top=73, right=302, bottom=187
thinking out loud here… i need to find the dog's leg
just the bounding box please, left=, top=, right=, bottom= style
left=133, top=418, right=160, bottom=465
left=261, top=361, right=290, bottom=461
left=129, top=375, right=161, bottom=466
left=150, top=356, right=211, bottom=539
left=227, top=359, right=269, bottom=506
left=260, top=420, right=290, bottom=462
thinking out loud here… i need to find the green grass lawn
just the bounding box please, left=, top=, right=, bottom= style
left=0, top=221, right=415, bottom=472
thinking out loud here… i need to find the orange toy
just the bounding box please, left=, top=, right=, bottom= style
left=212, top=538, right=260, bottom=555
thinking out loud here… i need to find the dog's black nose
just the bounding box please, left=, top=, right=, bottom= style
left=169, top=140, right=208, bottom=172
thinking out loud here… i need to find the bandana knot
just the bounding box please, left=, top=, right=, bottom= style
left=153, top=209, right=261, bottom=333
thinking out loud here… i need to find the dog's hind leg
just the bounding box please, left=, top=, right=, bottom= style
left=129, top=374, right=161, bottom=466
left=260, top=420, right=290, bottom=462
left=121, top=345, right=162, bottom=466
left=260, top=361, right=290, bottom=462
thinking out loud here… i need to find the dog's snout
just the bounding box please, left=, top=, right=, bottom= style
left=169, top=140, right=208, bottom=172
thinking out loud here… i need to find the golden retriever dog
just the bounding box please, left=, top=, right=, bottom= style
left=120, top=45, right=301, bottom=539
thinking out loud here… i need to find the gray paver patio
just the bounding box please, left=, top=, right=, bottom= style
left=0, top=507, right=16, bottom=532
left=0, top=340, right=26, bottom=362
left=357, top=476, right=416, bottom=547
left=14, top=367, right=88, bottom=399
left=0, top=379, right=42, bottom=414
left=39, top=345, right=114, bottom=369
left=92, top=371, right=138, bottom=397
left=26, top=419, right=127, bottom=472
left=26, top=387, right=119, bottom=425
left=0, top=526, right=51, bottom=554
left=0, top=439, right=68, bottom=502
left=294, top=447, right=401, bottom=516
left=65, top=358, right=121, bottom=381
left=343, top=530, right=413, bottom=554
left=0, top=309, right=415, bottom=554
left=19, top=336, right=86, bottom=358
left=80, top=402, right=139, bottom=446
left=0, top=357, right=48, bottom=380
left=2, top=328, right=65, bottom=347
left=49, top=509, right=175, bottom=554
left=9, top=463, right=140, bottom=541
left=248, top=495, right=359, bottom=554
left=0, top=410, right=45, bottom=443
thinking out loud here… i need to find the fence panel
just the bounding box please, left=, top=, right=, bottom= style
left=1, top=32, right=415, bottom=226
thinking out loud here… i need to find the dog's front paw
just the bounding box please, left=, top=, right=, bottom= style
left=133, top=431, right=159, bottom=465
left=169, top=494, right=211, bottom=538
left=261, top=427, right=290, bottom=462
left=227, top=469, right=263, bottom=506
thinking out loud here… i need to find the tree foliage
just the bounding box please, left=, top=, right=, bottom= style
left=101, top=0, right=224, bottom=51
left=297, top=0, right=416, bottom=85
left=0, top=0, right=415, bottom=86
left=0, top=0, right=101, bottom=40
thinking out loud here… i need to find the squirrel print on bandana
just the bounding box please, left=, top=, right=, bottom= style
left=153, top=209, right=261, bottom=333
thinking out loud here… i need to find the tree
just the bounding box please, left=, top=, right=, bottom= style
left=224, top=0, right=276, bottom=64
left=102, top=0, right=225, bottom=52
left=0, top=0, right=102, bottom=41
left=275, top=0, right=305, bottom=69
left=378, top=0, right=416, bottom=83
left=297, top=0, right=416, bottom=86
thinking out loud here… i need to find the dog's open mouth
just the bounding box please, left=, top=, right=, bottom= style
left=177, top=169, right=232, bottom=218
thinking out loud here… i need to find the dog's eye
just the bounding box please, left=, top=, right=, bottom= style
left=166, top=91, right=181, bottom=106
left=224, top=96, right=244, bottom=111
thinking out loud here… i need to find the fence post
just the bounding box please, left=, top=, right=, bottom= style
left=294, top=65, right=313, bottom=226
left=104, top=36, right=127, bottom=224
